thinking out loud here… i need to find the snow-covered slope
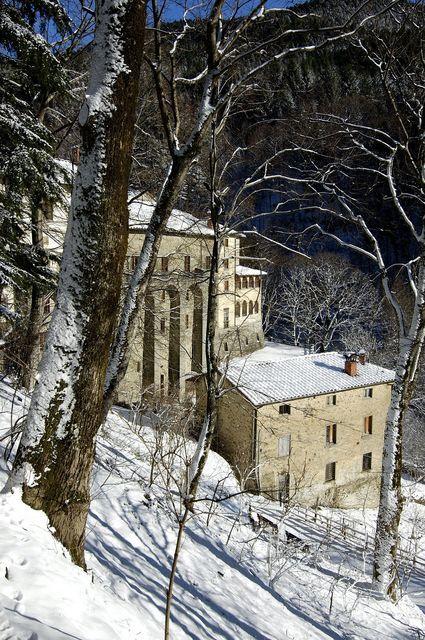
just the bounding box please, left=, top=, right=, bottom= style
left=0, top=380, right=424, bottom=640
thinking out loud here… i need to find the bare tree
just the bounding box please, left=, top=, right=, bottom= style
left=264, top=253, right=382, bottom=353
left=254, top=2, right=425, bottom=600
left=102, top=0, right=396, bottom=413
left=8, top=0, right=146, bottom=567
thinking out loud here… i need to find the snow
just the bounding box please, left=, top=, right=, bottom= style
left=232, top=341, right=306, bottom=365
left=224, top=351, right=395, bottom=406
left=54, top=158, right=75, bottom=178
left=235, top=265, right=267, bottom=277
left=129, top=197, right=216, bottom=237
left=78, top=0, right=130, bottom=127
left=0, top=379, right=424, bottom=640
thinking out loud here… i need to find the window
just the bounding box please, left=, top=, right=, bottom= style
left=249, top=276, right=254, bottom=288
left=327, top=394, right=337, bottom=406
left=242, top=276, right=248, bottom=288
left=236, top=276, right=241, bottom=290
left=161, top=290, right=166, bottom=302
left=278, top=434, right=291, bottom=457
left=279, top=404, right=291, bottom=415
left=255, top=276, right=260, bottom=287
left=235, top=302, right=241, bottom=318
left=160, top=318, right=166, bottom=333
left=249, top=300, right=254, bottom=315
left=242, top=300, right=248, bottom=316
left=245, top=336, right=249, bottom=346
left=184, top=255, right=191, bottom=272
left=326, top=424, right=337, bottom=445
left=185, top=314, right=189, bottom=329
left=363, top=452, right=372, bottom=471
left=364, top=388, right=373, bottom=398
left=205, top=256, right=212, bottom=269
left=223, top=307, right=229, bottom=329
left=43, top=297, right=52, bottom=316
left=224, top=279, right=229, bottom=292
left=256, top=333, right=260, bottom=342
left=160, top=374, right=165, bottom=395
left=223, top=259, right=229, bottom=269
left=224, top=342, right=229, bottom=352
left=325, top=462, right=336, bottom=482
left=254, top=300, right=259, bottom=314
left=136, top=361, right=141, bottom=372
left=223, top=238, right=229, bottom=247
left=41, top=198, right=54, bottom=220
left=278, top=473, right=290, bottom=504
left=160, top=256, right=169, bottom=272
left=364, top=415, right=373, bottom=435
left=127, top=255, right=137, bottom=271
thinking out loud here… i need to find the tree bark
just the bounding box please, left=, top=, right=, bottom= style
left=103, top=151, right=196, bottom=413
left=185, top=221, right=220, bottom=505
left=373, top=261, right=425, bottom=600
left=20, top=205, right=47, bottom=391
left=8, top=0, right=146, bottom=568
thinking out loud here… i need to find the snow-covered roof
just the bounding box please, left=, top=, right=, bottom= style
left=129, top=199, right=216, bottom=236
left=224, top=351, right=394, bottom=406
left=236, top=265, right=267, bottom=277
left=231, top=342, right=305, bottom=365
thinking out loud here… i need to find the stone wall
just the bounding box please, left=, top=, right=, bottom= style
left=206, top=379, right=392, bottom=509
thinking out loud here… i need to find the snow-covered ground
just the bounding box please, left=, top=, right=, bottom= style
left=0, top=379, right=424, bottom=639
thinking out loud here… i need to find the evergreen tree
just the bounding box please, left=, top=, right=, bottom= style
left=0, top=0, right=69, bottom=376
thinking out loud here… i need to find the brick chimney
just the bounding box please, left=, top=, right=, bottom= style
left=358, top=349, right=367, bottom=365
left=344, top=352, right=358, bottom=376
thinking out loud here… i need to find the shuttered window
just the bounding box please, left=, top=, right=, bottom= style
left=326, top=424, right=337, bottom=445
left=325, top=462, right=336, bottom=482
left=278, top=434, right=291, bottom=457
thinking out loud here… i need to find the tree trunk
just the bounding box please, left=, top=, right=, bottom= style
left=20, top=206, right=46, bottom=391
left=185, top=223, right=220, bottom=505
left=103, top=151, right=200, bottom=412
left=373, top=262, right=425, bottom=599
left=163, top=143, right=221, bottom=638
left=8, top=0, right=146, bottom=568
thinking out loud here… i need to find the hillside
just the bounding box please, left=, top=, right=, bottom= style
left=0, top=380, right=424, bottom=640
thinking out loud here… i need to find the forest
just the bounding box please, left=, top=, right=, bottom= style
left=0, top=0, right=424, bottom=638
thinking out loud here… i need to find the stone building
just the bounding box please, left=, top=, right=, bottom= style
left=194, top=348, right=394, bottom=508
left=41, top=184, right=266, bottom=403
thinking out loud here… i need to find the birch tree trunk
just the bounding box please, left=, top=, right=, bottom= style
left=8, top=0, right=146, bottom=568
left=163, top=139, right=221, bottom=638
left=373, top=262, right=425, bottom=600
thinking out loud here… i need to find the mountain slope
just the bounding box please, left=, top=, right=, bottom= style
left=0, top=380, right=424, bottom=639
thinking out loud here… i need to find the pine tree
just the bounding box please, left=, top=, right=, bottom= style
left=0, top=1, right=69, bottom=378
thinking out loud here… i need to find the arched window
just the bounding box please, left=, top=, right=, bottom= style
left=235, top=301, right=241, bottom=318
left=242, top=276, right=248, bottom=288
left=254, top=300, right=259, bottom=314
left=249, top=276, right=254, bottom=288
left=242, top=300, right=248, bottom=316
left=255, top=276, right=260, bottom=287
left=249, top=300, right=254, bottom=315
left=236, top=276, right=241, bottom=290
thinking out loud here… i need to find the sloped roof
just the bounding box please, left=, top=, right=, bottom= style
left=235, top=265, right=267, bottom=277
left=129, top=199, right=216, bottom=237
left=224, top=351, right=394, bottom=406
